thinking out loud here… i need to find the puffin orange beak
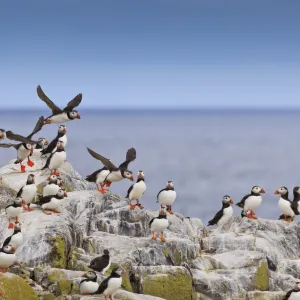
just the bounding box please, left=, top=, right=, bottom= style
left=47, top=175, right=51, bottom=181
left=82, top=273, right=87, bottom=278
left=64, top=192, right=68, bottom=197
left=44, top=140, right=49, bottom=145
left=11, top=247, right=16, bottom=253
left=77, top=114, right=81, bottom=119
left=274, top=189, right=279, bottom=194
left=260, top=188, right=265, bottom=193
left=229, top=199, right=234, bottom=204
left=130, top=176, right=134, bottom=181
left=21, top=200, right=25, bottom=204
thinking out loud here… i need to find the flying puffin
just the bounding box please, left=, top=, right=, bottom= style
left=2, top=222, right=23, bottom=251
left=236, top=186, right=265, bottom=219
left=95, top=267, right=124, bottom=298
left=125, top=170, right=146, bottom=210
left=32, top=138, right=49, bottom=155
left=36, top=85, right=82, bottom=125
left=85, top=167, right=110, bottom=194
left=80, top=271, right=99, bottom=295
left=43, top=174, right=62, bottom=197
left=0, top=116, right=44, bottom=172
left=86, top=147, right=136, bottom=193
left=0, top=245, right=16, bottom=273
left=0, top=129, right=6, bottom=140
left=149, top=208, right=169, bottom=242
left=5, top=198, right=23, bottom=229
left=36, top=189, right=67, bottom=215
left=283, top=282, right=300, bottom=299
left=41, top=125, right=67, bottom=156
left=42, top=141, right=66, bottom=176
left=88, top=249, right=111, bottom=274
left=207, top=195, right=234, bottom=226
left=156, top=181, right=176, bottom=214
left=17, top=174, right=37, bottom=212
left=275, top=187, right=299, bottom=222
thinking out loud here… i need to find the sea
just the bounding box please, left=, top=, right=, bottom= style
left=0, top=109, right=300, bottom=225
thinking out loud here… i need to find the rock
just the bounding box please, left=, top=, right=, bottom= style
left=0, top=182, right=16, bottom=209
left=246, top=291, right=285, bottom=300
left=0, top=273, right=38, bottom=300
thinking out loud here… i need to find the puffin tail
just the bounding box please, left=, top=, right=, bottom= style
left=236, top=202, right=243, bottom=208
left=14, top=159, right=21, bottom=164
left=85, top=174, right=94, bottom=182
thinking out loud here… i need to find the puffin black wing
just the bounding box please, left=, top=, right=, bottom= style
left=63, top=93, right=82, bottom=112
left=207, top=209, right=223, bottom=226
left=42, top=152, right=55, bottom=170
left=16, top=186, right=24, bottom=198
left=236, top=194, right=251, bottom=208
left=95, top=277, right=110, bottom=294
left=0, top=143, right=19, bottom=149
left=26, top=116, right=45, bottom=139
left=36, top=195, right=53, bottom=205
left=149, top=217, right=156, bottom=227
left=86, top=147, right=117, bottom=170
left=291, top=201, right=300, bottom=215
left=36, top=85, right=63, bottom=114
left=86, top=167, right=108, bottom=183
left=156, top=188, right=166, bottom=203
left=2, top=235, right=12, bottom=248
left=41, top=136, right=59, bottom=155
left=6, top=131, right=37, bottom=144
left=89, top=256, right=110, bottom=272
left=125, top=184, right=134, bottom=199
left=119, top=147, right=136, bottom=169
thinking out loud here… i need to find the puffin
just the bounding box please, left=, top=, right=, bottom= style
left=95, top=267, right=124, bottom=299
left=80, top=271, right=99, bottom=295
left=284, top=282, right=300, bottom=300
left=17, top=174, right=37, bottom=212
left=36, top=189, right=67, bottom=215
left=41, top=125, right=67, bottom=156
left=88, top=249, right=111, bottom=274
left=0, top=245, right=16, bottom=273
left=33, top=137, right=49, bottom=151
left=149, top=208, right=169, bottom=242
left=156, top=181, right=176, bottom=214
left=236, top=186, right=265, bottom=219
left=275, top=187, right=299, bottom=222
left=2, top=222, right=23, bottom=251
left=5, top=198, right=23, bottom=229
left=0, top=129, right=6, bottom=140
left=85, top=167, right=110, bottom=194
left=43, top=174, right=62, bottom=197
left=86, top=147, right=136, bottom=193
left=125, top=170, right=146, bottom=210
left=292, top=186, right=300, bottom=218
left=42, top=141, right=66, bottom=176
left=207, top=195, right=234, bottom=226
left=0, top=116, right=44, bottom=172
left=37, top=85, right=82, bottom=125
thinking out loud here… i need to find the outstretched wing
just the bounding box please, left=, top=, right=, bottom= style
left=0, top=143, right=18, bottom=149
left=6, top=131, right=37, bottom=144
left=119, top=147, right=136, bottom=169
left=36, top=85, right=63, bottom=114
left=26, top=116, right=45, bottom=139
left=86, top=147, right=117, bottom=170
left=63, top=93, right=82, bottom=112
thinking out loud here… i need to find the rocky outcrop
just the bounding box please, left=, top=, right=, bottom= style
left=0, top=155, right=298, bottom=300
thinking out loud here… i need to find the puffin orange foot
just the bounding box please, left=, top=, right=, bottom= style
left=105, top=182, right=112, bottom=187
left=0, top=268, right=8, bottom=273
left=8, top=222, right=14, bottom=229
left=27, top=159, right=34, bottom=167
left=152, top=236, right=157, bottom=241
left=160, top=236, right=166, bottom=243
left=52, top=210, right=61, bottom=214
left=27, top=207, right=34, bottom=212
left=137, top=203, right=144, bottom=209
left=20, top=164, right=26, bottom=173
left=99, top=188, right=108, bottom=194
left=130, top=204, right=136, bottom=210
left=43, top=120, right=52, bottom=125
left=22, top=205, right=28, bottom=211
left=54, top=171, right=60, bottom=176
left=109, top=296, right=113, bottom=300
left=43, top=210, right=52, bottom=215
left=167, top=209, right=174, bottom=215
left=0, top=291, right=4, bottom=295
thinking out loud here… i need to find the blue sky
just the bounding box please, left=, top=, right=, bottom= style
left=0, top=0, right=299, bottom=109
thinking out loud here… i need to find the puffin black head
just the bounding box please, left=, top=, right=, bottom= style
left=293, top=186, right=300, bottom=195
left=56, top=189, right=67, bottom=199
left=222, top=195, right=234, bottom=205
left=122, top=170, right=134, bottom=181
left=0, top=129, right=6, bottom=139
left=58, top=125, right=67, bottom=134
left=27, top=174, right=35, bottom=184
left=82, top=270, right=97, bottom=281
left=158, top=207, right=167, bottom=218
left=14, top=197, right=23, bottom=206
left=14, top=222, right=22, bottom=233
left=68, top=110, right=81, bottom=120
left=56, top=141, right=65, bottom=150
left=293, top=282, right=300, bottom=290
left=47, top=174, right=58, bottom=183
left=137, top=170, right=145, bottom=180
left=111, top=267, right=124, bottom=277
left=24, top=143, right=34, bottom=153
left=274, top=186, right=288, bottom=195
left=166, top=181, right=174, bottom=190
left=103, top=249, right=109, bottom=256
left=57, top=176, right=63, bottom=187
left=251, top=186, right=265, bottom=195
left=1, top=245, right=16, bottom=254
left=38, top=137, right=49, bottom=146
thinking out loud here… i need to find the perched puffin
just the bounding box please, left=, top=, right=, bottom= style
left=95, top=267, right=123, bottom=299
left=41, top=125, right=67, bottom=156
left=0, top=116, right=44, bottom=172
left=85, top=167, right=110, bottom=194
left=17, top=174, right=37, bottom=212
left=42, top=141, right=66, bottom=176
left=88, top=249, right=111, bottom=274
left=37, top=85, right=82, bottom=125
left=80, top=271, right=99, bottom=295
left=0, top=245, right=16, bottom=273
left=5, top=198, right=23, bottom=229
left=149, top=208, right=169, bottom=242
left=156, top=181, right=176, bottom=214
left=125, top=170, right=146, bottom=210
left=2, top=222, right=23, bottom=251
left=33, top=137, right=49, bottom=152
left=86, top=147, right=136, bottom=193
left=36, top=189, right=67, bottom=215
left=284, top=282, right=300, bottom=300
left=292, top=186, right=300, bottom=217
left=43, top=174, right=62, bottom=197
left=0, top=129, right=6, bottom=140
left=275, top=187, right=299, bottom=222
left=207, top=195, right=234, bottom=226
left=236, top=186, right=265, bottom=219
